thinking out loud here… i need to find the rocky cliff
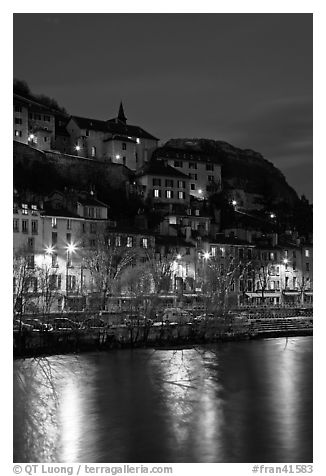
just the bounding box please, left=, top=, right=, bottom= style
left=164, top=138, right=299, bottom=207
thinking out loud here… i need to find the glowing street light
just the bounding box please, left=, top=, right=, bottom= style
left=45, top=245, right=54, bottom=255
left=203, top=252, right=210, bottom=260
left=116, top=154, right=121, bottom=160
left=198, top=189, right=203, bottom=195
left=270, top=213, right=276, bottom=219
left=232, top=200, right=237, bottom=206
left=283, top=258, right=288, bottom=264
left=65, top=242, right=77, bottom=309
left=176, top=254, right=182, bottom=260
left=75, top=145, right=81, bottom=151
left=66, top=242, right=77, bottom=254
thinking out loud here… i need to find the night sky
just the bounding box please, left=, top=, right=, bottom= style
left=13, top=13, right=313, bottom=201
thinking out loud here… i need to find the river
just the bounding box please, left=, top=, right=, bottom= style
left=13, top=336, right=313, bottom=463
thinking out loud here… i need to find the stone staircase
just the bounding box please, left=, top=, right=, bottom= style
left=248, top=317, right=313, bottom=337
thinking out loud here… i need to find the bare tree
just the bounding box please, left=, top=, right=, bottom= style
left=82, top=233, right=135, bottom=310
left=13, top=251, right=38, bottom=322
left=254, top=263, right=272, bottom=304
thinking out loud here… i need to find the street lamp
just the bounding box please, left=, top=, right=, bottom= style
left=203, top=252, right=210, bottom=260
left=232, top=200, right=237, bottom=207
left=65, top=243, right=77, bottom=309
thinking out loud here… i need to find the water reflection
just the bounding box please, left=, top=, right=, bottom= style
left=13, top=337, right=313, bottom=463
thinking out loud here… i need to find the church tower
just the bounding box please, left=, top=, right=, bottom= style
left=118, top=101, right=127, bottom=124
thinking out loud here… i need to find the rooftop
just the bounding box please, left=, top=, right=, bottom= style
left=136, top=161, right=190, bottom=179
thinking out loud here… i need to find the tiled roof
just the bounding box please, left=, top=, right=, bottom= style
left=43, top=208, right=80, bottom=219
left=106, top=120, right=159, bottom=141
left=136, top=161, right=190, bottom=179
left=103, top=135, right=136, bottom=144
left=70, top=115, right=158, bottom=140
left=153, top=146, right=216, bottom=163
left=77, top=196, right=109, bottom=207
left=70, top=116, right=108, bottom=132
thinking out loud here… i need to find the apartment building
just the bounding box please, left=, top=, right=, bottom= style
left=136, top=161, right=191, bottom=210
left=152, top=146, right=222, bottom=199
left=13, top=94, right=56, bottom=151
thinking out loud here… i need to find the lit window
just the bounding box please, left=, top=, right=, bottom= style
left=153, top=189, right=160, bottom=198
left=305, top=249, right=310, bottom=258
left=178, top=191, right=185, bottom=200
left=178, top=180, right=185, bottom=188
left=127, top=236, right=133, bottom=247
left=211, top=246, right=216, bottom=257
left=51, top=217, right=57, bottom=228
left=166, top=190, right=173, bottom=199
left=142, top=238, right=148, bottom=248
left=15, top=130, right=22, bottom=137
left=31, top=204, right=37, bottom=215
left=91, top=146, right=96, bottom=157
left=115, top=236, right=121, bottom=247
left=22, top=203, right=28, bottom=215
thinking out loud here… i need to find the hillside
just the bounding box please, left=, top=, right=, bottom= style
left=164, top=138, right=299, bottom=207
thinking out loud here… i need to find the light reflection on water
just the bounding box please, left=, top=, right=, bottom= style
left=13, top=337, right=312, bottom=463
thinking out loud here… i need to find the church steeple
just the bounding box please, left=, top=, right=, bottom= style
left=118, top=101, right=127, bottom=124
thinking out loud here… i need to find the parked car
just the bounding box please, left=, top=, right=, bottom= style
left=194, top=313, right=215, bottom=321
left=23, top=318, right=53, bottom=331
left=13, top=319, right=33, bottom=332
left=52, top=318, right=79, bottom=331
left=81, top=317, right=106, bottom=329
left=162, top=308, right=192, bottom=324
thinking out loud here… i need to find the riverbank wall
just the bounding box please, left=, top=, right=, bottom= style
left=13, top=317, right=313, bottom=358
